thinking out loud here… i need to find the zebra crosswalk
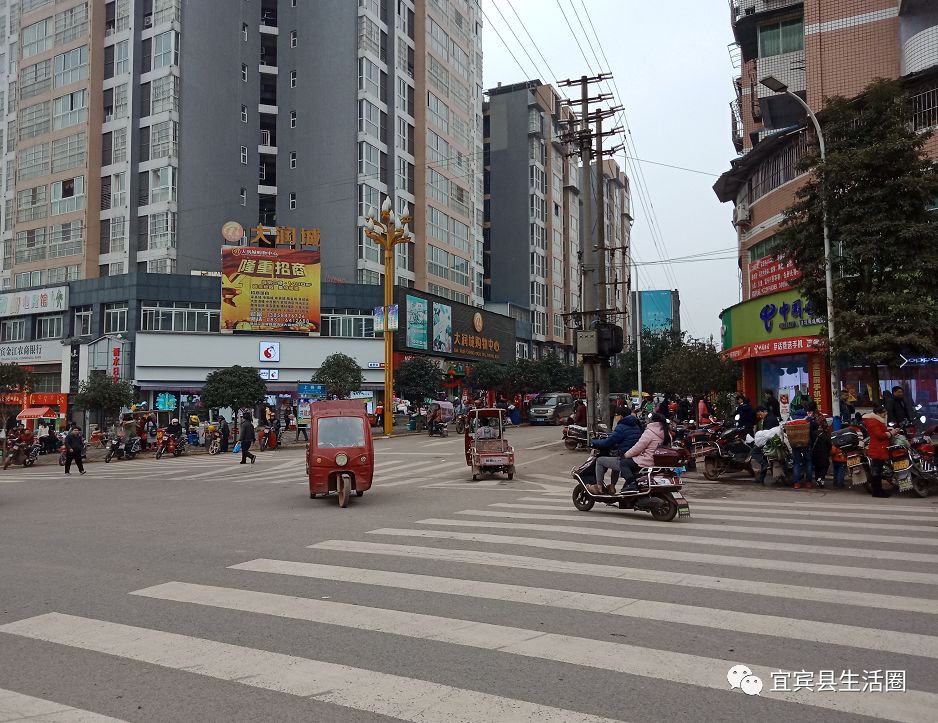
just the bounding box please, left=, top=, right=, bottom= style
left=2, top=485, right=937, bottom=721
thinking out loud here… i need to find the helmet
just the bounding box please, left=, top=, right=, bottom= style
left=171, top=418, right=179, bottom=424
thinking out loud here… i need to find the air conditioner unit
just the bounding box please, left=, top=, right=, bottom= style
left=734, top=203, right=751, bottom=225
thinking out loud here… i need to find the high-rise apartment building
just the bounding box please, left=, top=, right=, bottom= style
left=483, top=80, right=631, bottom=360
left=0, top=0, right=485, bottom=302
left=714, top=0, right=938, bottom=411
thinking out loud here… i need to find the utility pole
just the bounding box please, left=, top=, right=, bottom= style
left=559, top=73, right=624, bottom=434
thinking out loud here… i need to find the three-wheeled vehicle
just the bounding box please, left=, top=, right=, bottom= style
left=306, top=400, right=374, bottom=507
left=464, top=408, right=515, bottom=480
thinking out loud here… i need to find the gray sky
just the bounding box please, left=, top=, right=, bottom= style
left=480, top=0, right=739, bottom=341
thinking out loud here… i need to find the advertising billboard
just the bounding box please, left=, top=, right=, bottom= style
left=748, top=255, right=801, bottom=299
left=640, top=290, right=674, bottom=332
left=432, top=303, right=453, bottom=353
left=396, top=290, right=515, bottom=364
left=221, top=246, right=321, bottom=333
left=405, top=294, right=428, bottom=349
left=0, top=286, right=68, bottom=318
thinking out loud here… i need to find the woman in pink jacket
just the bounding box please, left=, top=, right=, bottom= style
left=618, top=413, right=672, bottom=492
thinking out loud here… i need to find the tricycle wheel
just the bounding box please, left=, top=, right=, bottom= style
left=310, top=493, right=317, bottom=499
left=337, top=476, right=349, bottom=508
left=355, top=490, right=364, bottom=497
left=564, top=438, right=579, bottom=451
left=472, top=474, right=478, bottom=481
left=507, top=467, right=514, bottom=480
left=572, top=484, right=594, bottom=511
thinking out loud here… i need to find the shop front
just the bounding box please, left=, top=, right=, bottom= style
left=0, top=340, right=70, bottom=425
left=721, top=289, right=831, bottom=417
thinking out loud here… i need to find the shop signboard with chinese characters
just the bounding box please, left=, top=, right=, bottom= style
left=748, top=255, right=801, bottom=299
left=0, top=286, right=68, bottom=318
left=112, top=346, right=121, bottom=381
left=0, top=340, right=63, bottom=364
left=220, top=246, right=321, bottom=334
left=296, top=383, right=326, bottom=425
left=395, top=289, right=515, bottom=364
left=720, top=289, right=823, bottom=359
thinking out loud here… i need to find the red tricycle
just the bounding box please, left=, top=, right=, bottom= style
left=464, top=408, right=515, bottom=481
left=306, top=401, right=374, bottom=507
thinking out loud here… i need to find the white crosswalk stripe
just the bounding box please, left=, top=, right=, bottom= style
left=0, top=687, right=128, bottom=722
left=3, top=489, right=937, bottom=721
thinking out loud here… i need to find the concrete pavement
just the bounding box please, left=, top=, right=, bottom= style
left=1, top=424, right=937, bottom=722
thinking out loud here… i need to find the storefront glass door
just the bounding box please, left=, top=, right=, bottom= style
left=759, top=354, right=809, bottom=420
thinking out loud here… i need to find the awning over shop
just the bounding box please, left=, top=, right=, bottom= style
left=16, top=406, right=58, bottom=420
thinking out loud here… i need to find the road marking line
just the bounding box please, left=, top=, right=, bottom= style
left=0, top=687, right=128, bottom=722
left=685, top=501, right=938, bottom=522
left=310, top=540, right=938, bottom=614
left=679, top=497, right=938, bottom=516
left=509, top=498, right=937, bottom=531
left=381, top=525, right=938, bottom=586
left=483, top=503, right=938, bottom=546
left=524, top=441, right=563, bottom=450
left=127, top=582, right=937, bottom=723
left=232, top=559, right=938, bottom=658
left=0, top=613, right=619, bottom=723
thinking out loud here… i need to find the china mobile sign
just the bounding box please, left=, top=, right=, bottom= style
left=749, top=256, right=800, bottom=299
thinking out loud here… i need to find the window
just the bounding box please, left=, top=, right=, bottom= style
left=359, top=99, right=380, bottom=138
left=114, top=40, right=129, bottom=75
left=358, top=141, right=380, bottom=176
left=290, top=30, right=297, bottom=47
left=17, top=142, right=50, bottom=181
left=241, top=63, right=248, bottom=82
left=240, top=145, right=248, bottom=164
left=49, top=220, right=83, bottom=258
left=140, top=302, right=220, bottom=333
left=149, top=166, right=175, bottom=204
left=30, top=372, right=61, bottom=393
left=289, top=151, right=296, bottom=169
left=358, top=57, right=380, bottom=97
left=17, top=185, right=48, bottom=223
left=53, top=90, right=87, bottom=129
left=289, top=192, right=296, bottom=210
left=54, top=2, right=88, bottom=45
left=36, top=315, right=62, bottom=340
left=149, top=120, right=177, bottom=158
left=147, top=211, right=176, bottom=249
left=153, top=30, right=176, bottom=68
left=150, top=75, right=178, bottom=114
left=242, top=22, right=248, bottom=41
left=15, top=271, right=42, bottom=289
left=1, top=319, right=25, bottom=342
left=427, top=244, right=469, bottom=287
left=53, top=46, right=88, bottom=88
left=103, top=303, right=127, bottom=333
left=112, top=127, right=127, bottom=163
left=358, top=184, right=379, bottom=219
left=20, top=60, right=52, bottom=99
left=15, top=228, right=47, bottom=263
left=18, top=101, right=50, bottom=139
left=22, top=18, right=52, bottom=58
left=51, top=132, right=85, bottom=173
left=427, top=91, right=449, bottom=132
left=241, top=104, right=248, bottom=123
left=290, top=110, right=296, bottom=128
left=290, top=70, right=296, bottom=88
left=240, top=187, right=246, bottom=206
left=73, top=307, right=92, bottom=336
left=101, top=216, right=126, bottom=253
left=427, top=206, right=449, bottom=244
left=321, top=314, right=377, bottom=339
left=427, top=130, right=449, bottom=168
left=759, top=18, right=804, bottom=57
left=51, top=176, right=85, bottom=214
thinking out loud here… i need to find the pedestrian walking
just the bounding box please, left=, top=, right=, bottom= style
left=240, top=412, right=257, bottom=464
left=218, top=416, right=230, bottom=453
left=785, top=416, right=815, bottom=489
left=64, top=427, right=86, bottom=475
left=807, top=402, right=831, bottom=487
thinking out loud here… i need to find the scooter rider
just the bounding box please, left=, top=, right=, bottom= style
left=618, top=412, right=672, bottom=493
left=165, top=418, right=183, bottom=441
left=589, top=406, right=641, bottom=494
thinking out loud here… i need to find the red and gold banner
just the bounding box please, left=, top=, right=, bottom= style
left=221, top=246, right=321, bottom=334
left=748, top=256, right=801, bottom=299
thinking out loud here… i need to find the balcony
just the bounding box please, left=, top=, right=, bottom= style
left=729, top=0, right=802, bottom=23
left=259, top=129, right=276, bottom=149
left=730, top=98, right=744, bottom=153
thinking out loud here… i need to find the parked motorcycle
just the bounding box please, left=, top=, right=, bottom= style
left=703, top=426, right=755, bottom=480
left=105, top=435, right=141, bottom=463
left=571, top=448, right=690, bottom=522
left=562, top=422, right=607, bottom=451
left=156, top=434, right=186, bottom=459
left=427, top=419, right=449, bottom=437
left=22, top=440, right=42, bottom=467
left=454, top=414, right=468, bottom=435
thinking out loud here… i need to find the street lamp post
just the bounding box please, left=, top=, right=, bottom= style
left=364, top=198, right=413, bottom=437
left=760, top=76, right=841, bottom=427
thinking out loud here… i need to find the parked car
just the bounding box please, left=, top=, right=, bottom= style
left=528, top=392, right=576, bottom=425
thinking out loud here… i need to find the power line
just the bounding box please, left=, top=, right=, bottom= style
left=489, top=1, right=547, bottom=86
left=478, top=6, right=532, bottom=81
left=502, top=0, right=560, bottom=83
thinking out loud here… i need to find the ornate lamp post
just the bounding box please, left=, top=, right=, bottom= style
left=364, top=198, right=413, bottom=436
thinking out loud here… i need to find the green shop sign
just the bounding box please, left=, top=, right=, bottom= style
left=721, top=289, right=822, bottom=349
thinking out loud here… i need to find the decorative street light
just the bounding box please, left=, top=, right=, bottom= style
left=760, top=76, right=841, bottom=427
left=364, top=197, right=413, bottom=436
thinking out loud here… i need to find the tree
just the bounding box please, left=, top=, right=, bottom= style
left=653, top=338, right=739, bottom=401
left=201, top=365, right=267, bottom=414
left=73, top=371, right=134, bottom=420
left=0, top=363, right=31, bottom=428
left=465, top=360, right=506, bottom=394
left=395, top=357, right=442, bottom=405
left=781, top=79, right=938, bottom=396
left=538, top=352, right=582, bottom=391
left=503, top=358, right=546, bottom=396
left=312, top=352, right=364, bottom=399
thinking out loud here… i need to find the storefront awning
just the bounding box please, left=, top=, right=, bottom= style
left=16, top=406, right=58, bottom=420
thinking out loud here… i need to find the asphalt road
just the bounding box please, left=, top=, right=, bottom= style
left=1, top=424, right=937, bottom=723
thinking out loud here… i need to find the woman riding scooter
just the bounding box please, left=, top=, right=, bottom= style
left=589, top=406, right=641, bottom=494
left=618, top=412, right=672, bottom=494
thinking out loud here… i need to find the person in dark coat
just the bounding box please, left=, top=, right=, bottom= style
left=762, top=390, right=781, bottom=421
left=64, top=427, right=86, bottom=475
left=734, top=396, right=757, bottom=437
left=589, top=408, right=642, bottom=491
left=239, top=412, right=256, bottom=464
left=886, top=386, right=913, bottom=426
left=218, top=417, right=230, bottom=453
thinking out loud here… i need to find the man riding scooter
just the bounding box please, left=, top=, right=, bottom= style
left=617, top=412, right=672, bottom=500
left=589, top=406, right=641, bottom=495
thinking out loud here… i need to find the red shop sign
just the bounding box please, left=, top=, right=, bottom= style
left=749, top=256, right=801, bottom=299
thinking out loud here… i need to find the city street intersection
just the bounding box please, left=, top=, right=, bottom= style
left=1, top=424, right=936, bottom=722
